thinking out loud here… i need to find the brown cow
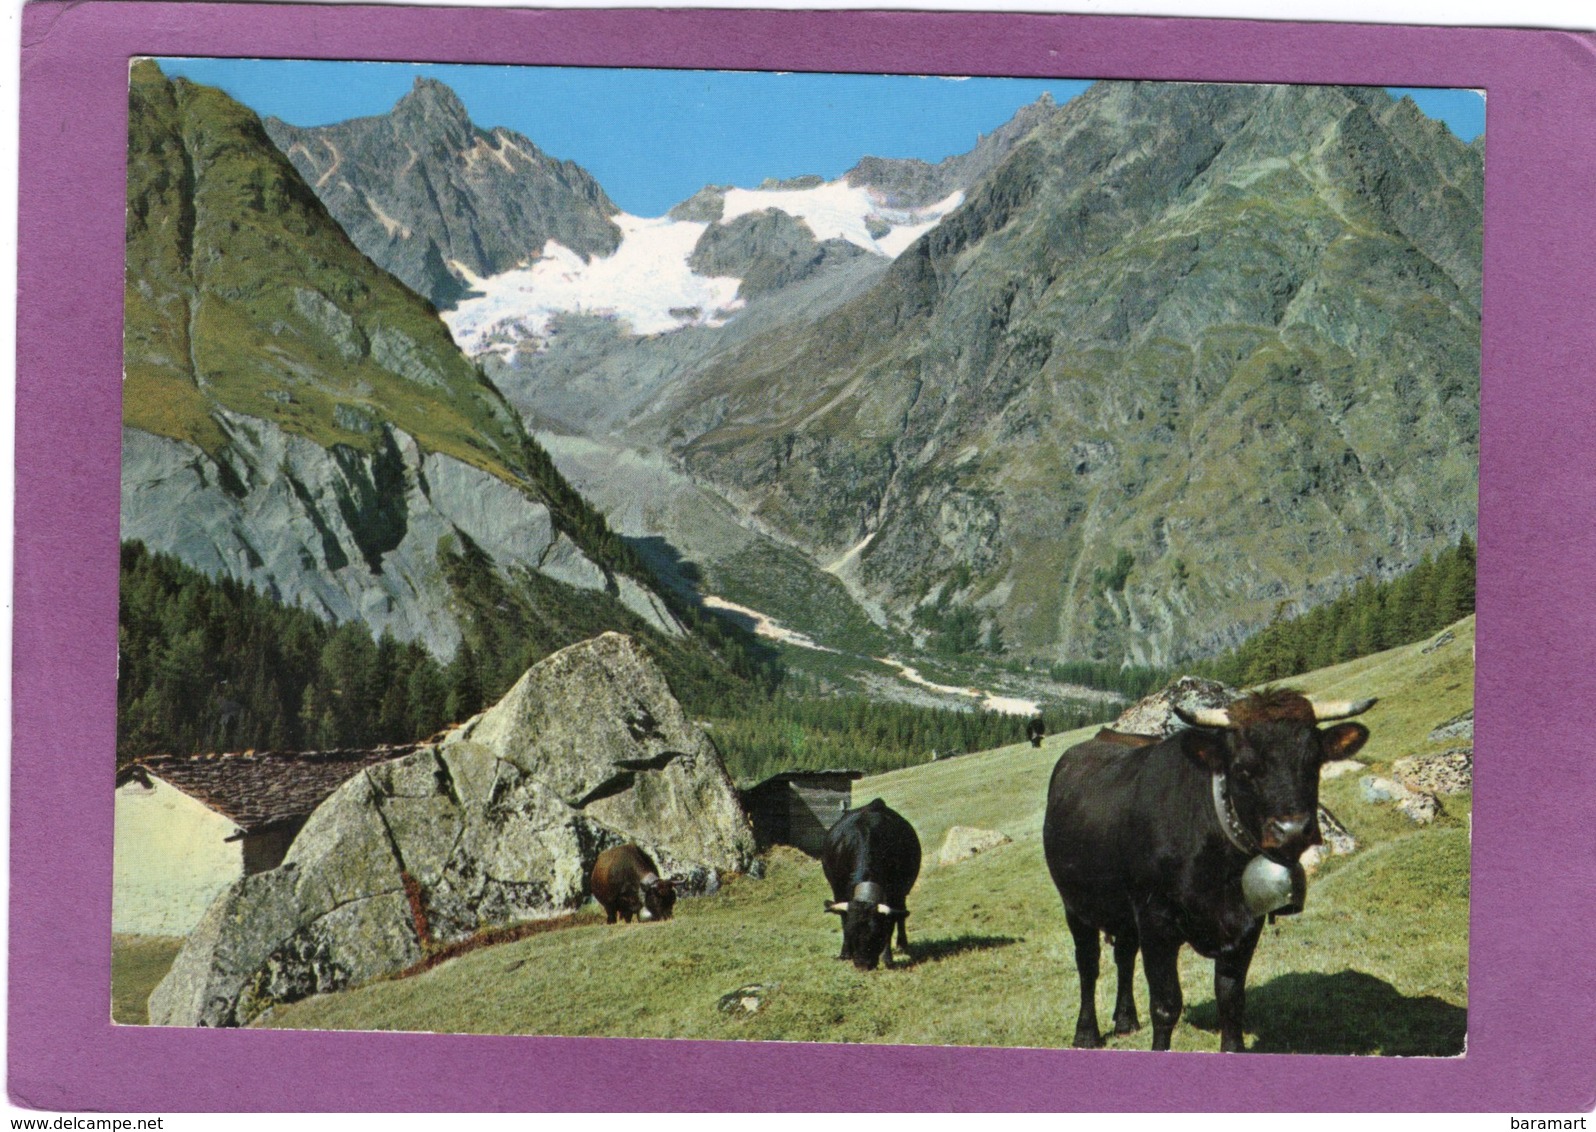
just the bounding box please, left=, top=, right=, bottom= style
left=591, top=844, right=677, bottom=924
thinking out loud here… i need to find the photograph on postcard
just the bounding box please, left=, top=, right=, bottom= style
left=112, top=57, right=1478, bottom=1054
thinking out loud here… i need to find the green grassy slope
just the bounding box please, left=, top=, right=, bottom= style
left=217, top=618, right=1475, bottom=1052
left=125, top=61, right=522, bottom=481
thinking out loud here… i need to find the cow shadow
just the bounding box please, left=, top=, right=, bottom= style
left=1185, top=969, right=1466, bottom=1056
left=903, top=934, right=1022, bottom=966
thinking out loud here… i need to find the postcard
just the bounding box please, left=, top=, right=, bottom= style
left=15, top=0, right=1596, bottom=1113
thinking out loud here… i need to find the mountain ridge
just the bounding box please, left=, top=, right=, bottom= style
left=264, top=77, right=623, bottom=310
left=123, top=60, right=688, bottom=659
left=652, top=81, right=1481, bottom=665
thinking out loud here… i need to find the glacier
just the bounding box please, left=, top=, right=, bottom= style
left=440, top=180, right=965, bottom=362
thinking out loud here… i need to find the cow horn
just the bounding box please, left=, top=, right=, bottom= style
left=825, top=901, right=849, bottom=914
left=1308, top=696, right=1377, bottom=721
left=876, top=904, right=897, bottom=916
left=1174, top=704, right=1232, bottom=728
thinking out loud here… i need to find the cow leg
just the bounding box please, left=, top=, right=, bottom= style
left=1064, top=909, right=1104, bottom=1048
left=1140, top=933, right=1184, bottom=1052
left=1213, top=920, right=1263, bottom=1053
left=1111, top=929, right=1141, bottom=1035
left=895, top=915, right=910, bottom=956
left=606, top=909, right=616, bottom=924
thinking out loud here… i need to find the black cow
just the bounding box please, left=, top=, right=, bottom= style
left=821, top=798, right=922, bottom=970
left=1027, top=716, right=1046, bottom=748
left=1042, top=689, right=1373, bottom=1052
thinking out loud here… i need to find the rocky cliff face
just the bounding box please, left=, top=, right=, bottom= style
left=654, top=82, right=1481, bottom=666
left=121, top=416, right=624, bottom=657
left=687, top=208, right=866, bottom=301
left=264, top=78, right=622, bottom=309
left=123, top=61, right=684, bottom=656
left=149, top=634, right=756, bottom=1028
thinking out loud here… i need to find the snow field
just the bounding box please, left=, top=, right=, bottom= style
left=442, top=214, right=746, bottom=362
left=440, top=180, right=965, bottom=361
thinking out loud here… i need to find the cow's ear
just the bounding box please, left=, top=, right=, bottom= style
left=1320, top=722, right=1370, bottom=762
left=1180, top=726, right=1228, bottom=771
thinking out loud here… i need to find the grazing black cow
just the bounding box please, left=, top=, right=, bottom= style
left=821, top=798, right=922, bottom=970
left=1027, top=717, right=1046, bottom=748
left=591, top=844, right=677, bottom=924
left=1042, top=689, right=1374, bottom=1052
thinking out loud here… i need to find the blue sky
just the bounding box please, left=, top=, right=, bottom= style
left=154, top=58, right=1483, bottom=217
left=1387, top=87, right=1486, bottom=142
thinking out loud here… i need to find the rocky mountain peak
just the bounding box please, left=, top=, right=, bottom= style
left=845, top=90, right=1065, bottom=208
left=394, top=76, right=473, bottom=130
left=263, top=76, right=621, bottom=309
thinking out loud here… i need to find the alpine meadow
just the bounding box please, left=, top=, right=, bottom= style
left=115, top=60, right=1478, bottom=1055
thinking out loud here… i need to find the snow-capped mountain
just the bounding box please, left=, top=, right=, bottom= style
left=266, top=78, right=1043, bottom=368
left=441, top=215, right=746, bottom=364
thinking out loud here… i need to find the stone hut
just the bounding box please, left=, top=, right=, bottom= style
left=113, top=745, right=419, bottom=936
left=741, top=770, right=862, bottom=856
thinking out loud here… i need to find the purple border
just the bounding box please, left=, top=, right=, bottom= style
left=14, top=2, right=1596, bottom=1112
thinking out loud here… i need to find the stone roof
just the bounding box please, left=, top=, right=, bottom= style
left=744, top=770, right=863, bottom=795
left=117, top=745, right=427, bottom=833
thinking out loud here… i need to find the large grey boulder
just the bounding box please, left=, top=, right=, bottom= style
left=1110, top=676, right=1240, bottom=738
left=149, top=633, right=755, bottom=1027
left=1360, top=775, right=1442, bottom=825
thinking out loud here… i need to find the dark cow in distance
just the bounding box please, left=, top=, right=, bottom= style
left=1027, top=717, right=1046, bottom=748
left=821, top=798, right=922, bottom=970
left=1043, top=689, right=1374, bottom=1052
left=591, top=844, right=677, bottom=924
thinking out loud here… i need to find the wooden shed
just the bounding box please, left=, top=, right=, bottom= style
left=740, top=770, right=863, bottom=857
left=113, top=744, right=421, bottom=936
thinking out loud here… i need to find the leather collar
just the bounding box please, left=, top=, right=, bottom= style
left=1211, top=773, right=1260, bottom=855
